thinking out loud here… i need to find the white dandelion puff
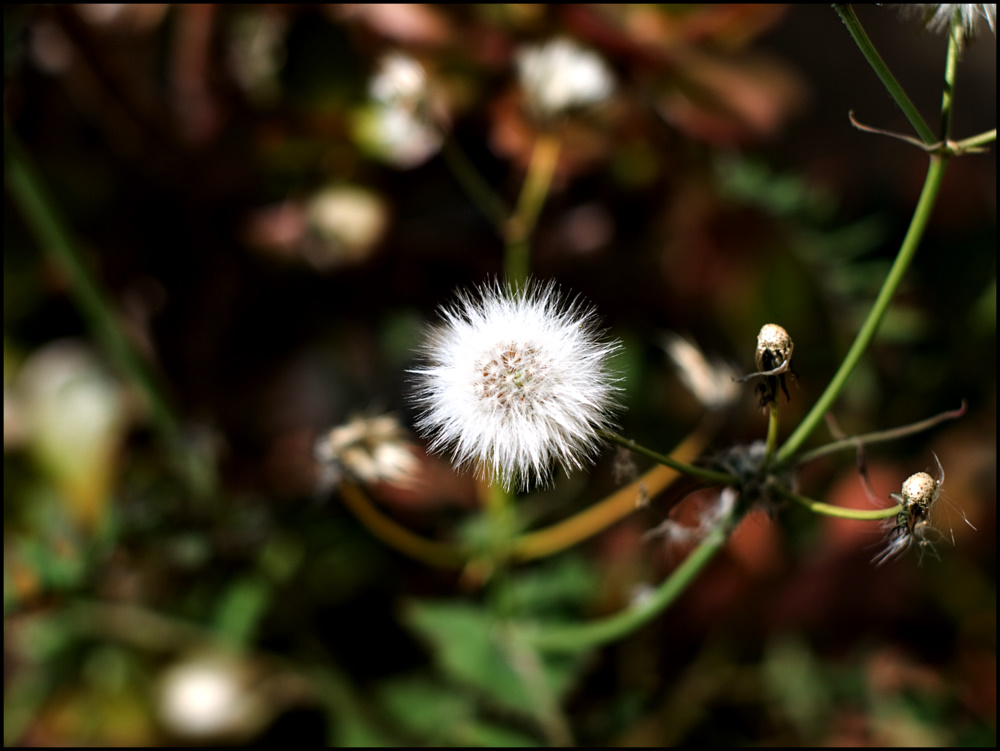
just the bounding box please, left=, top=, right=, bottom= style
left=900, top=4, right=996, bottom=37
left=410, top=280, right=623, bottom=491
left=516, top=37, right=615, bottom=120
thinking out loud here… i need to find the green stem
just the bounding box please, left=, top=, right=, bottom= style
left=4, top=130, right=212, bottom=495
left=504, top=133, right=561, bottom=288
left=764, top=399, right=780, bottom=467
left=774, top=486, right=901, bottom=521
left=952, top=128, right=996, bottom=153
left=833, top=5, right=937, bottom=145
left=939, top=12, right=962, bottom=143
left=519, top=500, right=736, bottom=652
left=776, top=154, right=949, bottom=464
left=600, top=430, right=734, bottom=485
left=794, top=402, right=966, bottom=465
left=440, top=138, right=509, bottom=230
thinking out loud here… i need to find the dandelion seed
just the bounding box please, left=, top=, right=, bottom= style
left=516, top=38, right=615, bottom=121
left=410, top=280, right=622, bottom=491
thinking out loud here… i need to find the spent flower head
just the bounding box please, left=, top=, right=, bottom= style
left=873, top=453, right=974, bottom=565
left=315, top=413, right=418, bottom=488
left=410, top=279, right=622, bottom=491
left=516, top=37, right=615, bottom=121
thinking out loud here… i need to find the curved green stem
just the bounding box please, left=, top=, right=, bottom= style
left=518, top=499, right=736, bottom=652
left=5, top=130, right=214, bottom=496
left=600, top=430, right=734, bottom=485
left=440, top=138, right=509, bottom=230
left=776, top=154, right=950, bottom=464
left=795, top=402, right=966, bottom=465
left=774, top=485, right=901, bottom=521
left=833, top=5, right=936, bottom=145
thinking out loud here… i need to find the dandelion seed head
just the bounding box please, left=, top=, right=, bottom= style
left=900, top=4, right=997, bottom=37
left=516, top=38, right=615, bottom=120
left=410, top=280, right=622, bottom=491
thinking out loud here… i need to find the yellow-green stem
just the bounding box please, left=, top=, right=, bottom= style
left=774, top=485, right=901, bottom=521
left=764, top=399, right=780, bottom=467
left=505, top=133, right=561, bottom=287
left=776, top=155, right=950, bottom=464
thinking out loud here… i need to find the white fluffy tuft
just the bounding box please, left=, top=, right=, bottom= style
left=410, top=280, right=622, bottom=491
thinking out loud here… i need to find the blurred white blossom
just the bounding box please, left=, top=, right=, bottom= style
left=304, top=185, right=388, bottom=269
left=516, top=37, right=615, bottom=120
left=361, top=52, right=442, bottom=168
left=410, top=280, right=622, bottom=491
left=158, top=656, right=253, bottom=739
left=315, top=413, right=418, bottom=488
left=370, top=52, right=429, bottom=109
left=662, top=332, right=740, bottom=410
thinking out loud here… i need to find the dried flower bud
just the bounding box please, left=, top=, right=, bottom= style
left=737, top=324, right=796, bottom=407
left=899, top=471, right=939, bottom=509
left=873, top=454, right=975, bottom=566
left=755, top=323, right=793, bottom=374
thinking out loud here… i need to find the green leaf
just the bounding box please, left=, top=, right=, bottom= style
left=403, top=601, right=582, bottom=717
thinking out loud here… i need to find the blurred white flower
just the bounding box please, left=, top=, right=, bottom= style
left=662, top=332, right=740, bottom=410
left=902, top=4, right=996, bottom=36
left=367, top=104, right=442, bottom=168
left=360, top=52, right=442, bottom=168
left=516, top=37, right=615, bottom=120
left=370, top=52, right=428, bottom=109
left=315, top=413, right=418, bottom=488
left=158, top=656, right=252, bottom=739
left=304, top=185, right=388, bottom=269
left=411, top=280, right=622, bottom=491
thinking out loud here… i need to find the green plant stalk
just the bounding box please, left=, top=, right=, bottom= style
left=952, top=128, right=996, bottom=152
left=601, top=430, right=734, bottom=485
left=520, top=502, right=736, bottom=652
left=763, top=399, right=780, bottom=467
left=774, top=486, right=901, bottom=521
left=440, top=137, right=510, bottom=230
left=5, top=131, right=212, bottom=494
left=939, top=12, right=961, bottom=143
left=504, top=133, right=561, bottom=287
left=794, top=402, right=966, bottom=465
left=833, top=4, right=936, bottom=145
left=776, top=154, right=949, bottom=463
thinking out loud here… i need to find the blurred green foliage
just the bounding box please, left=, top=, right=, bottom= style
left=3, top=3, right=995, bottom=747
